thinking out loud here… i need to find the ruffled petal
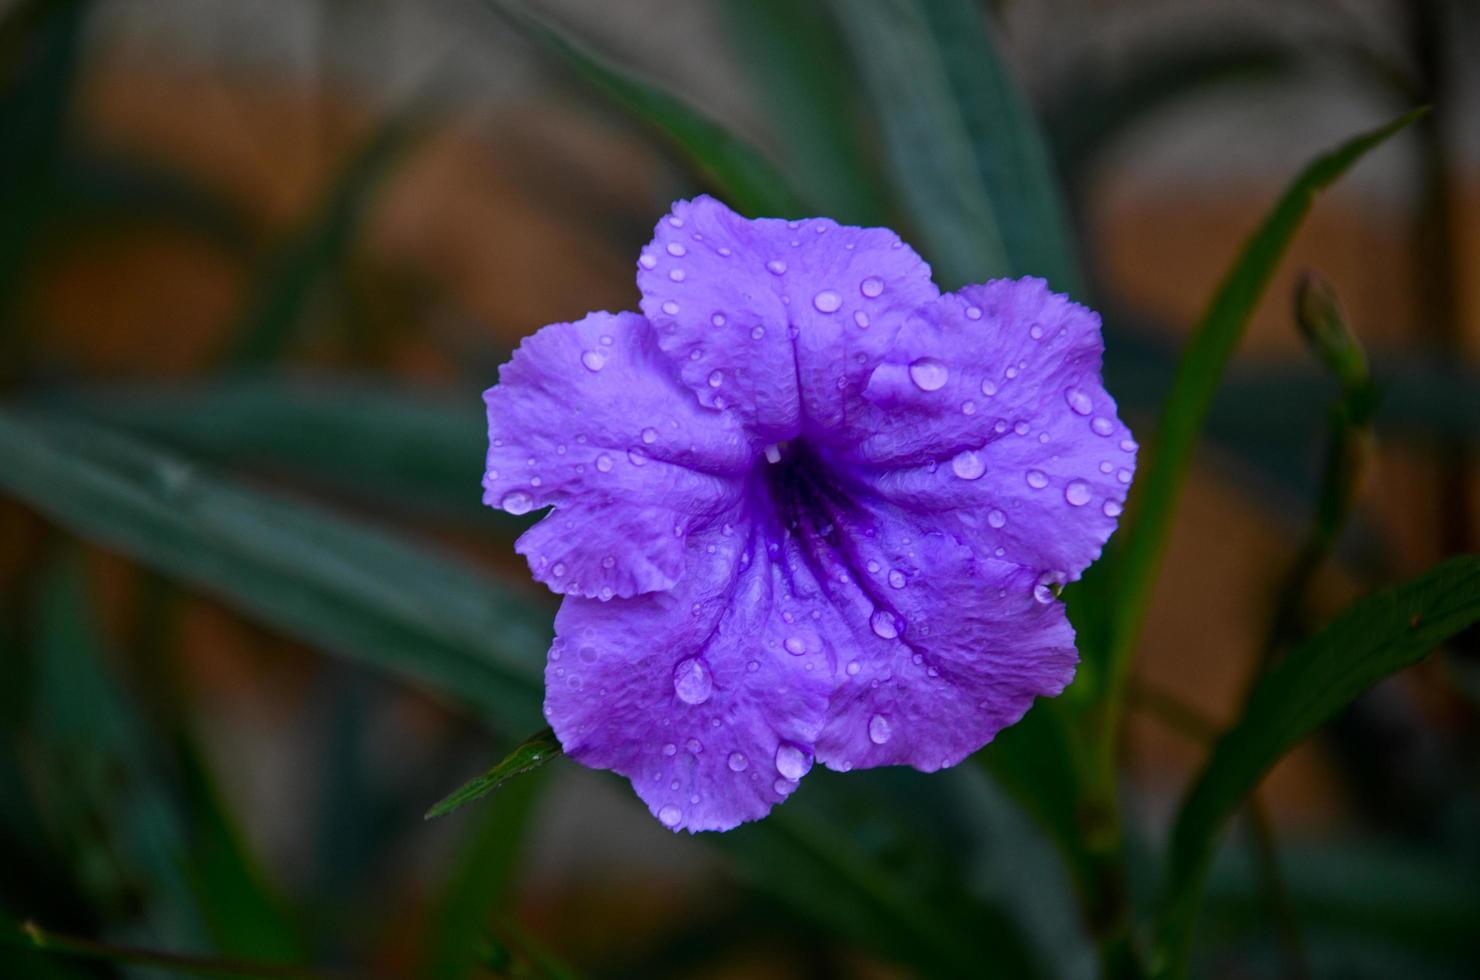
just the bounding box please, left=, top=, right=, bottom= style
left=543, top=512, right=837, bottom=833
left=637, top=195, right=937, bottom=442
left=483, top=311, right=753, bottom=599
left=850, top=278, right=1136, bottom=579
left=808, top=500, right=1078, bottom=772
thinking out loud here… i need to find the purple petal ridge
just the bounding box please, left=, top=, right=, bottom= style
left=483, top=196, right=1136, bottom=832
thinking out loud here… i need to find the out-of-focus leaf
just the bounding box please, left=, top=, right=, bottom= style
left=719, top=0, right=883, bottom=225
left=827, top=0, right=1079, bottom=292
left=226, top=112, right=422, bottom=367
left=1046, top=35, right=1291, bottom=194
left=0, top=912, right=89, bottom=980
left=1094, top=109, right=1426, bottom=715
left=425, top=728, right=561, bottom=820
left=0, top=410, right=549, bottom=729
left=1153, top=555, right=1480, bottom=977
left=422, top=767, right=546, bottom=980
left=482, top=0, right=802, bottom=217
left=176, top=738, right=304, bottom=964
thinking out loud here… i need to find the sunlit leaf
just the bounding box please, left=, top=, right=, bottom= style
left=0, top=410, right=549, bottom=728
left=425, top=728, right=560, bottom=821
left=1153, top=554, right=1480, bottom=977
left=482, top=0, right=802, bottom=217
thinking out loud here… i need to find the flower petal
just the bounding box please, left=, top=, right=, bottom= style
left=484, top=311, right=753, bottom=598
left=809, top=500, right=1078, bottom=772
left=852, top=278, right=1136, bottom=578
left=637, top=196, right=937, bottom=442
left=544, top=514, right=837, bottom=832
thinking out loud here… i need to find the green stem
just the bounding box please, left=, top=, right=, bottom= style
left=15, top=921, right=342, bottom=980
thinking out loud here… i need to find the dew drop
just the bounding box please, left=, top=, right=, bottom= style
left=961, top=400, right=976, bottom=415
left=987, top=508, right=1007, bottom=529
left=639, top=254, right=657, bottom=269
left=981, top=379, right=998, bottom=397
left=765, top=259, right=787, bottom=275
left=580, top=349, right=607, bottom=372
left=775, top=743, right=812, bottom=781
left=687, top=738, right=703, bottom=754
left=868, top=714, right=892, bottom=744
left=774, top=778, right=796, bottom=796
left=750, top=325, right=765, bottom=339
left=1117, top=468, right=1132, bottom=484
left=552, top=562, right=566, bottom=577
left=812, top=289, right=842, bottom=313
left=661, top=300, right=679, bottom=315
left=783, top=636, right=806, bottom=655
left=846, top=661, right=861, bottom=676
left=1030, top=324, right=1044, bottom=340
left=1120, top=439, right=1136, bottom=453
left=666, top=242, right=686, bottom=257
left=951, top=449, right=985, bottom=480
left=595, top=454, right=614, bottom=473
left=501, top=491, right=533, bottom=515
left=707, top=369, right=724, bottom=388
left=728, top=752, right=748, bottom=772
left=641, top=427, right=658, bottom=444
left=966, top=305, right=983, bottom=320
left=888, top=569, right=907, bottom=589
left=673, top=657, right=713, bottom=705
left=1065, top=388, right=1092, bottom=416
left=859, top=276, right=884, bottom=298
left=908, top=357, right=949, bottom=391
left=1065, top=480, right=1091, bottom=506
left=627, top=448, right=647, bottom=466
left=662, top=743, right=677, bottom=756
left=1103, top=499, right=1123, bottom=517
left=658, top=805, right=682, bottom=828
left=711, top=313, right=726, bottom=327
left=1092, top=417, right=1115, bottom=436
left=853, top=310, right=870, bottom=328
left=870, top=609, right=900, bottom=639
left=1025, top=469, right=1049, bottom=489
left=669, top=268, right=686, bottom=282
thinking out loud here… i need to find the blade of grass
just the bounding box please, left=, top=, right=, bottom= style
left=425, top=728, right=561, bottom=820
left=1092, top=108, right=1427, bottom=765
left=0, top=409, right=549, bottom=728
left=480, top=0, right=802, bottom=217
left=1152, top=554, right=1480, bottom=977
left=826, top=0, right=1080, bottom=292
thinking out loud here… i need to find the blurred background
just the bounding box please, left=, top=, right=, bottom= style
left=1, top=0, right=1477, bottom=977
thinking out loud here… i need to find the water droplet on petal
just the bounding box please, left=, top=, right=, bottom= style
left=846, top=660, right=861, bottom=676
left=1117, top=468, right=1132, bottom=484
left=1103, top=499, right=1123, bottom=517
left=775, top=743, right=812, bottom=781
left=661, top=300, right=679, bottom=315
left=641, top=427, right=657, bottom=444
left=1120, top=439, right=1136, bottom=452
left=764, top=443, right=782, bottom=464
left=965, top=305, right=983, bottom=320
left=783, top=636, right=806, bottom=655
left=627, top=448, right=647, bottom=466
left=860, top=276, right=884, bottom=298
left=987, top=508, right=1007, bottom=528
left=580, top=349, right=607, bottom=372
left=1065, top=480, right=1091, bottom=506
left=870, top=609, right=900, bottom=639
left=501, top=491, right=533, bottom=515
left=663, top=743, right=677, bottom=756
left=888, top=569, right=907, bottom=589
left=853, top=310, right=870, bottom=328
left=961, top=400, right=976, bottom=415
left=686, top=738, right=703, bottom=754
left=951, top=449, right=985, bottom=480
left=711, top=313, right=726, bottom=327
left=666, top=242, right=686, bottom=257
left=868, top=714, right=892, bottom=745
left=1026, top=469, right=1049, bottom=489
left=658, top=805, right=682, bottom=827
left=669, top=268, right=686, bottom=282
left=750, top=326, right=765, bottom=339
left=1092, top=417, right=1115, bottom=436
left=673, top=657, right=713, bottom=704
left=981, top=379, right=997, bottom=397
left=812, top=289, right=842, bottom=313
left=728, top=752, right=748, bottom=772
left=595, top=454, right=614, bottom=473
left=1065, top=388, right=1092, bottom=415
left=774, top=778, right=795, bottom=796
left=639, top=254, right=657, bottom=269
left=766, top=260, right=787, bottom=275
left=707, top=369, right=723, bottom=388
left=908, top=357, right=949, bottom=391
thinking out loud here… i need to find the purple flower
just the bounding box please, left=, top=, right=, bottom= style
left=483, top=196, right=1135, bottom=833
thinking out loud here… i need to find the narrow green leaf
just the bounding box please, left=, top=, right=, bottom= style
left=1153, top=554, right=1480, bottom=977
left=422, top=768, right=547, bottom=979
left=425, top=728, right=561, bottom=820
left=719, top=0, right=884, bottom=226
left=1095, top=109, right=1427, bottom=722
left=0, top=410, right=548, bottom=728
left=482, top=0, right=802, bottom=217
left=827, top=0, right=1080, bottom=292
left=226, top=112, right=421, bottom=367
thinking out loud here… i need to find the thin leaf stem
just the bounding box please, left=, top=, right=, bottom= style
left=15, top=920, right=343, bottom=980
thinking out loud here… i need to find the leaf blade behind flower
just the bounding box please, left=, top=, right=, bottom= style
left=1152, top=554, right=1480, bottom=977
left=424, top=728, right=562, bottom=821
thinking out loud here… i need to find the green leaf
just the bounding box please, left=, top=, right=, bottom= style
left=422, top=767, right=548, bottom=979
left=1152, top=554, right=1480, bottom=977
left=1094, top=108, right=1427, bottom=722
left=482, top=0, right=802, bottom=217
left=425, top=728, right=561, bottom=820
left=0, top=409, right=549, bottom=728
left=826, top=0, right=1079, bottom=292
left=718, top=0, right=884, bottom=226
left=226, top=112, right=421, bottom=367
